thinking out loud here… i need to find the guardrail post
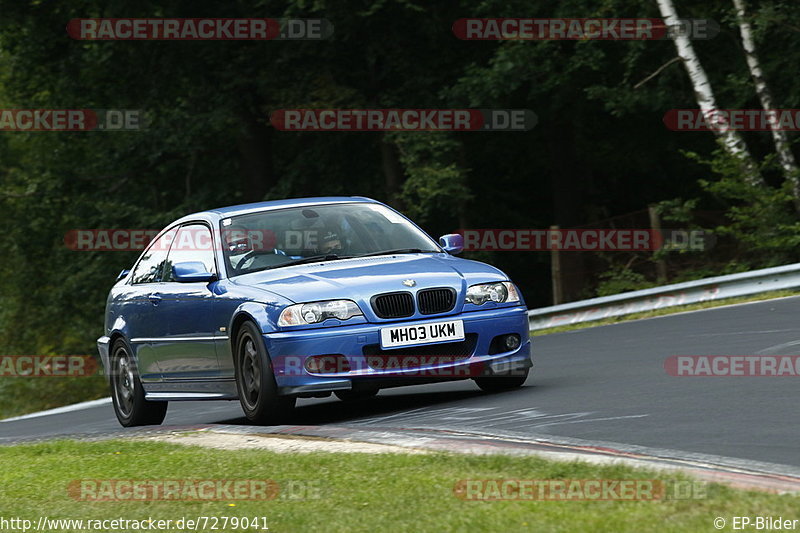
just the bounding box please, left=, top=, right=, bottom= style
left=648, top=205, right=668, bottom=283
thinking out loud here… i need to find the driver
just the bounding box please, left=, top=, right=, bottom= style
left=320, top=230, right=343, bottom=254
left=223, top=226, right=255, bottom=255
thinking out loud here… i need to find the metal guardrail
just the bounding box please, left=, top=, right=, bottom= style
left=528, top=263, right=800, bottom=330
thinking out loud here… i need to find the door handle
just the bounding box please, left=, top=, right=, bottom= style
left=148, top=292, right=162, bottom=305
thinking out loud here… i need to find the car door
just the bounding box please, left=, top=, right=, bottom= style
left=125, top=226, right=178, bottom=381
left=154, top=222, right=221, bottom=380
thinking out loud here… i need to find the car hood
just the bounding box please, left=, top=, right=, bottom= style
left=231, top=253, right=509, bottom=318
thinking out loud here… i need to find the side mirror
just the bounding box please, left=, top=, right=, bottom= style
left=172, top=261, right=217, bottom=283
left=439, top=234, right=464, bottom=255
left=116, top=269, right=131, bottom=282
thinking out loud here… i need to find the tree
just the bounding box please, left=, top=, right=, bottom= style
left=656, top=0, right=764, bottom=187
left=732, top=0, right=800, bottom=210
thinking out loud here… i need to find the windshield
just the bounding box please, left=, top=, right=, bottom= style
left=220, top=203, right=440, bottom=276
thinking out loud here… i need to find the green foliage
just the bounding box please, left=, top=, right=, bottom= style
left=654, top=198, right=699, bottom=225
left=393, top=133, right=472, bottom=223
left=596, top=265, right=655, bottom=297
left=689, top=148, right=800, bottom=267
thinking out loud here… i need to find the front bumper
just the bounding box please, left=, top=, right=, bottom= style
left=265, top=305, right=532, bottom=396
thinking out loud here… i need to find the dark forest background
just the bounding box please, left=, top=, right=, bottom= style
left=1, top=0, right=800, bottom=359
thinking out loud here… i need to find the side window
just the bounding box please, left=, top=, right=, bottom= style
left=162, top=224, right=216, bottom=282
left=130, top=227, right=178, bottom=284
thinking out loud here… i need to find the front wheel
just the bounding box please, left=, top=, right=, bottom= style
left=235, top=321, right=296, bottom=424
left=474, top=369, right=530, bottom=392
left=110, top=338, right=168, bottom=427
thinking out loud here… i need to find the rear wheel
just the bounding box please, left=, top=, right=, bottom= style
left=235, top=321, right=296, bottom=424
left=474, top=368, right=530, bottom=392
left=110, top=338, right=168, bottom=427
left=335, top=388, right=379, bottom=401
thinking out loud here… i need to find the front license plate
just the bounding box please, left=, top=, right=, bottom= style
left=380, top=320, right=465, bottom=349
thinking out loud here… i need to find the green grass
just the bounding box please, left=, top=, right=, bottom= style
left=532, top=289, right=800, bottom=336
left=0, top=439, right=797, bottom=532
left=0, top=375, right=108, bottom=420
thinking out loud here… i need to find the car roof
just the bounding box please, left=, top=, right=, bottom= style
left=184, top=196, right=380, bottom=221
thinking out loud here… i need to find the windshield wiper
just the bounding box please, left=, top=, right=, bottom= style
left=356, top=248, right=438, bottom=258
left=264, top=254, right=351, bottom=270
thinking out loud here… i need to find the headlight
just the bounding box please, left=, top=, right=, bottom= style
left=278, top=300, right=363, bottom=326
left=465, top=282, right=520, bottom=306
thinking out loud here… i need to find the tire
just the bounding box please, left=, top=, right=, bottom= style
left=474, top=368, right=530, bottom=392
left=234, top=321, right=296, bottom=424
left=335, top=388, right=379, bottom=402
left=110, top=338, right=168, bottom=427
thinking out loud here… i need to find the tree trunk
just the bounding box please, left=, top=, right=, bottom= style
left=548, top=119, right=588, bottom=303
left=733, top=0, right=800, bottom=210
left=656, top=0, right=764, bottom=187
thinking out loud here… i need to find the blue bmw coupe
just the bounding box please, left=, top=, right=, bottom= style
left=98, top=197, right=532, bottom=426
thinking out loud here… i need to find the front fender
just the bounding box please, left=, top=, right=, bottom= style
left=228, top=301, right=281, bottom=335
left=97, top=314, right=133, bottom=377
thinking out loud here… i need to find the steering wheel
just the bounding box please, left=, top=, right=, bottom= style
left=234, top=250, right=257, bottom=272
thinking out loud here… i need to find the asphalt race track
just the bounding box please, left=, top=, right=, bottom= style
left=3, top=296, right=800, bottom=469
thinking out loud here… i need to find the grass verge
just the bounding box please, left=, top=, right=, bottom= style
left=532, top=289, right=800, bottom=336
left=0, top=439, right=797, bottom=532
left=0, top=375, right=108, bottom=420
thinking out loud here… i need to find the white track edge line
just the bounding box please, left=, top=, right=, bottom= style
left=0, top=397, right=111, bottom=423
